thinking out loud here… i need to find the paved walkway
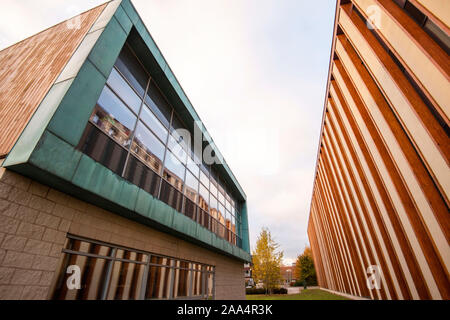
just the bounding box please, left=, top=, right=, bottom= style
left=286, top=286, right=320, bottom=294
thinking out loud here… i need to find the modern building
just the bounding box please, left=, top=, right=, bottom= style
left=308, top=0, right=449, bottom=300
left=0, top=0, right=251, bottom=300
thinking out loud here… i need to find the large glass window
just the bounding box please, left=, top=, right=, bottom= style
left=115, top=45, right=148, bottom=97
left=184, top=170, right=199, bottom=203
left=106, top=68, right=142, bottom=114
left=163, top=150, right=185, bottom=192
left=145, top=81, right=171, bottom=128
left=131, top=122, right=165, bottom=173
left=78, top=42, right=243, bottom=248
left=52, top=236, right=215, bottom=300
left=90, top=86, right=137, bottom=147
left=140, top=104, right=168, bottom=143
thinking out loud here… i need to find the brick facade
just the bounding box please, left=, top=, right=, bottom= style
left=0, top=168, right=245, bottom=300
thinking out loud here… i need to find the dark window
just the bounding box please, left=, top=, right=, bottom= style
left=145, top=81, right=172, bottom=128
left=159, top=179, right=183, bottom=212
left=78, top=123, right=128, bottom=176
left=53, top=236, right=215, bottom=300
left=123, top=155, right=161, bottom=197
left=115, top=45, right=149, bottom=97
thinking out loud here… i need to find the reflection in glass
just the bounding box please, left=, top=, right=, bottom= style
left=225, top=199, right=231, bottom=211
left=218, top=191, right=224, bottom=205
left=187, top=155, right=200, bottom=178
left=124, top=155, right=161, bottom=197
left=146, top=256, right=172, bottom=299
left=210, top=181, right=218, bottom=199
left=168, top=133, right=187, bottom=165
left=107, top=68, right=142, bottom=114
left=184, top=170, right=199, bottom=203
left=140, top=104, right=168, bottom=143
left=115, top=45, right=148, bottom=97
left=145, top=81, right=171, bottom=128
left=131, top=122, right=165, bottom=173
left=106, top=257, right=145, bottom=300
left=192, top=264, right=202, bottom=296
left=90, top=86, right=137, bottom=147
left=163, top=150, right=185, bottom=192
left=218, top=203, right=225, bottom=227
left=200, top=170, right=209, bottom=189
left=173, top=261, right=189, bottom=298
left=199, top=184, right=209, bottom=212
left=78, top=123, right=128, bottom=176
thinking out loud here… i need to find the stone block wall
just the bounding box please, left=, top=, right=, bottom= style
left=0, top=168, right=245, bottom=300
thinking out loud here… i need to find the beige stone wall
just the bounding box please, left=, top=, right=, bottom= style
left=0, top=168, right=245, bottom=300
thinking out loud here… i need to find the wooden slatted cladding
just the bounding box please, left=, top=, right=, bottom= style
left=308, top=0, right=449, bottom=300
left=0, top=4, right=106, bottom=157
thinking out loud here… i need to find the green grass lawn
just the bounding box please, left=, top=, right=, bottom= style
left=246, top=289, right=350, bottom=300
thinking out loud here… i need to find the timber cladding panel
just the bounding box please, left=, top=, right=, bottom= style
left=308, top=0, right=449, bottom=300
left=0, top=3, right=107, bottom=158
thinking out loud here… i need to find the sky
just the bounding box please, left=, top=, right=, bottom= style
left=0, top=0, right=336, bottom=265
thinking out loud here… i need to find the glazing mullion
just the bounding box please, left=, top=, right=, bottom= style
left=120, top=76, right=152, bottom=177
left=157, top=108, right=175, bottom=199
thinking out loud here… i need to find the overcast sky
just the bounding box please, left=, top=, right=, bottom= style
left=0, top=0, right=336, bottom=265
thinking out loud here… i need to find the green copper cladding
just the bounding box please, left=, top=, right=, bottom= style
left=3, top=0, right=251, bottom=262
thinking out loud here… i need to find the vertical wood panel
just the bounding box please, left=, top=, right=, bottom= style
left=0, top=4, right=106, bottom=157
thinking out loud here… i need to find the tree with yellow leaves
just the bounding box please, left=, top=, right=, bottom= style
left=251, top=227, right=283, bottom=294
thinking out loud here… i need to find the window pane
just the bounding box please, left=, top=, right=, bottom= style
left=106, top=260, right=145, bottom=300
left=131, top=122, right=165, bottom=172
left=53, top=254, right=110, bottom=300
left=174, top=261, right=189, bottom=298
left=163, top=150, right=185, bottom=191
left=146, top=257, right=172, bottom=299
left=145, top=81, right=171, bottom=128
left=225, top=199, right=231, bottom=211
left=90, top=86, right=137, bottom=147
left=184, top=170, right=199, bottom=203
left=210, top=195, right=218, bottom=219
left=210, top=181, right=218, bottom=199
left=107, top=68, right=142, bottom=114
left=140, top=104, right=168, bottom=143
left=218, top=202, right=225, bottom=226
left=115, top=45, right=148, bottom=97
left=218, top=190, right=224, bottom=205
left=199, top=183, right=209, bottom=210
left=124, top=155, right=161, bottom=197
left=78, top=123, right=128, bottom=176
left=168, top=134, right=187, bottom=164
left=187, top=155, right=200, bottom=178
left=200, top=170, right=209, bottom=188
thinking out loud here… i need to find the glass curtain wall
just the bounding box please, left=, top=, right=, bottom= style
left=77, top=43, right=242, bottom=247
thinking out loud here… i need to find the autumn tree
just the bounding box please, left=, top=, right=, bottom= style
left=251, top=228, right=283, bottom=294
left=294, top=246, right=317, bottom=286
